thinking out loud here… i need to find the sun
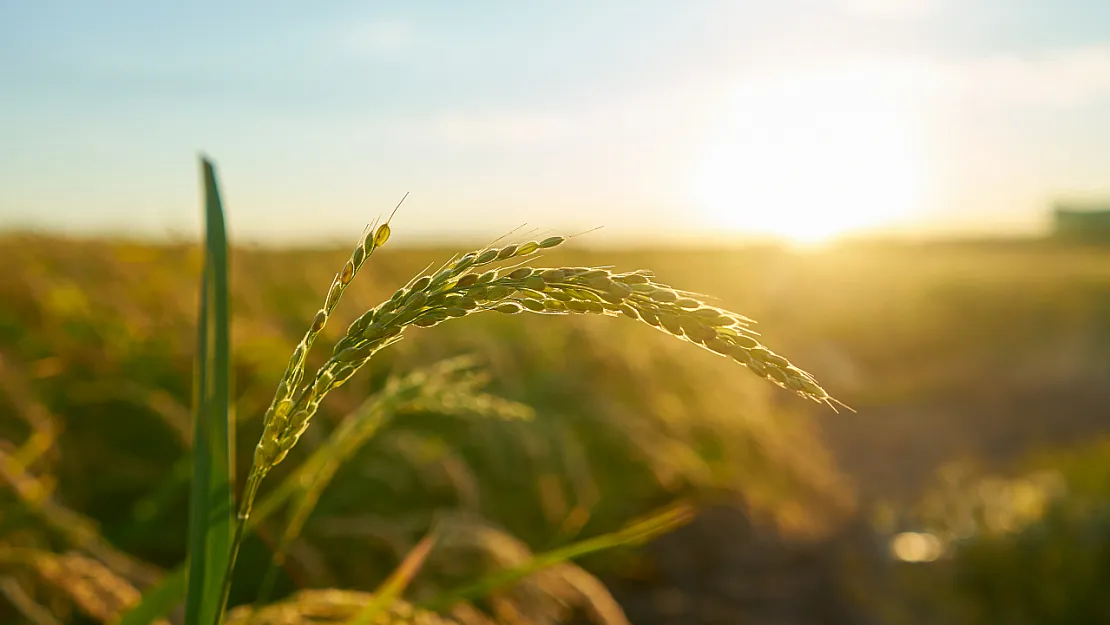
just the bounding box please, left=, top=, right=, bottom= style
left=691, top=67, right=923, bottom=246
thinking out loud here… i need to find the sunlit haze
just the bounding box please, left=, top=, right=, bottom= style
left=692, top=65, right=923, bottom=245
left=2, top=1, right=1110, bottom=245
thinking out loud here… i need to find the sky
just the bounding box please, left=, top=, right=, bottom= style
left=2, top=0, right=1110, bottom=245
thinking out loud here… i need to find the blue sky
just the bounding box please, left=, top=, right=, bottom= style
left=2, top=1, right=1109, bottom=244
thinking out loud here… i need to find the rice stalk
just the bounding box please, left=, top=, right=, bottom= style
left=0, top=352, right=60, bottom=473
left=251, top=233, right=840, bottom=482
left=234, top=210, right=399, bottom=527
left=223, top=225, right=841, bottom=618
left=0, top=575, right=61, bottom=625
left=0, top=548, right=168, bottom=625
left=0, top=447, right=163, bottom=588
left=224, top=589, right=491, bottom=625
left=118, top=358, right=532, bottom=623
left=252, top=357, right=533, bottom=604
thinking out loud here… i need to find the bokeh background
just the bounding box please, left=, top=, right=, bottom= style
left=3, top=2, right=1110, bottom=624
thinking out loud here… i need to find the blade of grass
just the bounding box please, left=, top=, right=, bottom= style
left=184, top=156, right=235, bottom=625
left=344, top=532, right=438, bottom=625
left=421, top=503, right=695, bottom=613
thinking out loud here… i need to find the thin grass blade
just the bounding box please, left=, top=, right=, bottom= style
left=422, top=503, right=694, bottom=612
left=184, top=156, right=235, bottom=625
left=345, top=532, right=438, bottom=625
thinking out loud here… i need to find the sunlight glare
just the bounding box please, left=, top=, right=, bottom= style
left=692, top=67, right=924, bottom=246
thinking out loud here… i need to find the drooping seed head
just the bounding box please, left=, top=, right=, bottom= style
left=347, top=309, right=376, bottom=337
left=586, top=276, right=614, bottom=291
left=404, top=291, right=429, bottom=309
left=336, top=342, right=374, bottom=363
left=540, top=268, right=566, bottom=282
left=310, top=310, right=328, bottom=333
left=752, top=348, right=790, bottom=368
left=454, top=253, right=477, bottom=271
left=649, top=289, right=678, bottom=303
left=340, top=260, right=356, bottom=286
left=517, top=287, right=546, bottom=300
left=683, top=322, right=717, bottom=342
left=704, top=338, right=730, bottom=355
left=422, top=309, right=450, bottom=324
left=547, top=290, right=572, bottom=302
left=734, top=334, right=759, bottom=348
left=520, top=298, right=546, bottom=312
left=290, top=344, right=307, bottom=367
left=411, top=275, right=432, bottom=291
left=767, top=367, right=788, bottom=385
left=565, top=300, right=589, bottom=313
left=606, top=281, right=633, bottom=299
left=324, top=284, right=342, bottom=311
left=601, top=293, right=624, bottom=305
left=658, top=313, right=684, bottom=335
left=373, top=223, right=391, bottom=247
left=726, top=345, right=755, bottom=366
left=572, top=289, right=604, bottom=303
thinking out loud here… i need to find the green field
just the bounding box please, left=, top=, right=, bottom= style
left=3, top=233, right=1109, bottom=624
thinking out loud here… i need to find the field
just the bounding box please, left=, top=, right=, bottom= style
left=2, top=233, right=1109, bottom=624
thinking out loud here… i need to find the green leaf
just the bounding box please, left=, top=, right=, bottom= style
left=184, top=156, right=235, bottom=625
left=421, top=503, right=694, bottom=612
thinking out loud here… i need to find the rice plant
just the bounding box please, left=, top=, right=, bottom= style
left=157, top=156, right=844, bottom=625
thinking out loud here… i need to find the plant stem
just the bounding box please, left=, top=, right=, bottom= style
left=213, top=468, right=264, bottom=625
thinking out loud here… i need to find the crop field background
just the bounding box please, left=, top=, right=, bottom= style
left=2, top=233, right=1108, bottom=624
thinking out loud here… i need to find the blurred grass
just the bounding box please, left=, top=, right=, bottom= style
left=2, top=233, right=1110, bottom=623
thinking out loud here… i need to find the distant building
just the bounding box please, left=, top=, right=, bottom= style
left=1053, top=202, right=1110, bottom=243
